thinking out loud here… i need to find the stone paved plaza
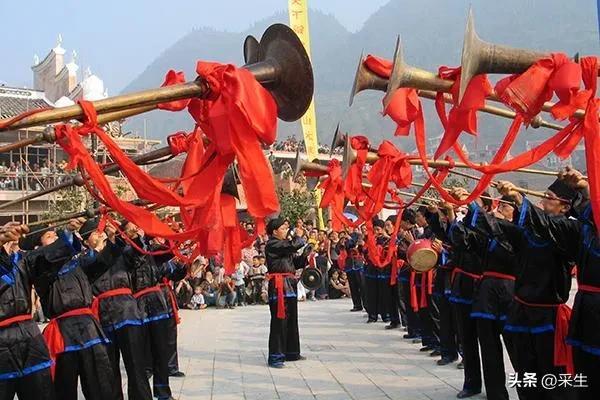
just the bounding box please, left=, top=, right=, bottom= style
left=157, top=298, right=518, bottom=400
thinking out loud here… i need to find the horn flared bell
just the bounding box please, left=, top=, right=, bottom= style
left=329, top=124, right=346, bottom=156
left=348, top=52, right=388, bottom=106
left=458, top=8, right=549, bottom=102
left=243, top=35, right=261, bottom=64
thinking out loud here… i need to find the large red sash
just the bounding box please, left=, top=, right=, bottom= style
left=42, top=307, right=97, bottom=378
left=266, top=273, right=296, bottom=319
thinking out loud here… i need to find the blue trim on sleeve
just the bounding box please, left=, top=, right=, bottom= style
left=57, top=259, right=79, bottom=276
left=518, top=199, right=529, bottom=227
left=488, top=239, right=498, bottom=252
left=503, top=323, right=554, bottom=334
left=470, top=206, right=479, bottom=228
left=0, top=360, right=53, bottom=381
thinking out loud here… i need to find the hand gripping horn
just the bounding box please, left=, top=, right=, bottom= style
left=1, top=23, right=313, bottom=131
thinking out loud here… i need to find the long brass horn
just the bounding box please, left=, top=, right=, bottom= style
left=348, top=52, right=388, bottom=106
left=340, top=134, right=580, bottom=179
left=293, top=148, right=329, bottom=182
left=458, top=8, right=596, bottom=102
left=1, top=23, right=313, bottom=131
left=384, top=37, right=587, bottom=120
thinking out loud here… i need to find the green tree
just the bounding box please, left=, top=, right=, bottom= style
left=277, top=187, right=317, bottom=223
left=42, top=187, right=90, bottom=221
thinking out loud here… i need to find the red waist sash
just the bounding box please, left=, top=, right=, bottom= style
left=134, top=283, right=180, bottom=324
left=160, top=278, right=180, bottom=324
left=482, top=271, right=515, bottom=281
left=410, top=270, right=434, bottom=312
left=0, top=314, right=32, bottom=329
left=42, top=307, right=97, bottom=378
left=91, top=288, right=133, bottom=319
left=514, top=296, right=574, bottom=375
left=266, top=273, right=295, bottom=319
left=451, top=267, right=482, bottom=284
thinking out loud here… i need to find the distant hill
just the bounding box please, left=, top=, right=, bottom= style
left=122, top=0, right=599, bottom=155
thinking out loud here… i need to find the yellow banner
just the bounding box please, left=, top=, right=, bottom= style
left=288, top=0, right=324, bottom=229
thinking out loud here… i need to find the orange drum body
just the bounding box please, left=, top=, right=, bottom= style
left=407, top=239, right=439, bottom=272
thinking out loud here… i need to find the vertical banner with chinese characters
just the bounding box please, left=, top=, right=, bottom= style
left=288, top=0, right=324, bottom=229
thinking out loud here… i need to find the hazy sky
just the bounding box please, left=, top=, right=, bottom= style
left=0, top=0, right=389, bottom=92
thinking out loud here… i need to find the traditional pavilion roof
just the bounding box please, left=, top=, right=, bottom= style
left=0, top=86, right=53, bottom=118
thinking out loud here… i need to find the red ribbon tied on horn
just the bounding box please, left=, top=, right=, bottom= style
left=318, top=159, right=346, bottom=232
left=433, top=66, right=492, bottom=158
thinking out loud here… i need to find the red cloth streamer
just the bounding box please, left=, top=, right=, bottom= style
left=187, top=61, right=279, bottom=219
left=318, top=159, right=347, bottom=232
left=495, top=53, right=582, bottom=122
left=409, top=271, right=419, bottom=312
left=157, top=70, right=191, bottom=111
left=266, top=273, right=295, bottom=319
left=344, top=136, right=370, bottom=204
left=43, top=307, right=97, bottom=378
left=433, top=66, right=492, bottom=158
left=390, top=257, right=404, bottom=286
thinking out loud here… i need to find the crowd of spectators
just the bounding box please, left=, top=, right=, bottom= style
left=173, top=218, right=352, bottom=311
left=265, top=135, right=343, bottom=155
left=0, top=158, right=69, bottom=190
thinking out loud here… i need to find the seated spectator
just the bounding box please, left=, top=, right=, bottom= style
left=188, top=258, right=206, bottom=288
left=201, top=271, right=218, bottom=306
left=329, top=269, right=349, bottom=299
left=248, top=255, right=268, bottom=304
left=217, top=275, right=237, bottom=309
left=338, top=271, right=351, bottom=297
left=190, top=286, right=207, bottom=310
left=175, top=279, right=193, bottom=309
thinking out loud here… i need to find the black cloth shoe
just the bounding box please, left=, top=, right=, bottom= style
left=403, top=333, right=418, bottom=339
left=437, top=357, right=457, bottom=366
left=429, top=350, right=441, bottom=357
left=419, top=346, right=433, bottom=352
left=385, top=323, right=400, bottom=330
left=350, top=307, right=363, bottom=312
left=456, top=360, right=464, bottom=369
left=366, top=319, right=377, bottom=323
left=269, top=363, right=284, bottom=369
left=170, top=371, right=185, bottom=377
left=456, top=389, right=481, bottom=398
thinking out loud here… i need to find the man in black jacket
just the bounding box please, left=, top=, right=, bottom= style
left=123, top=221, right=186, bottom=400
left=0, top=223, right=55, bottom=400
left=24, top=219, right=116, bottom=400
left=265, top=218, right=308, bottom=368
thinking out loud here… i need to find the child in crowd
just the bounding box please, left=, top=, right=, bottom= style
left=248, top=255, right=268, bottom=304
left=233, top=263, right=247, bottom=306
left=190, top=286, right=207, bottom=310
